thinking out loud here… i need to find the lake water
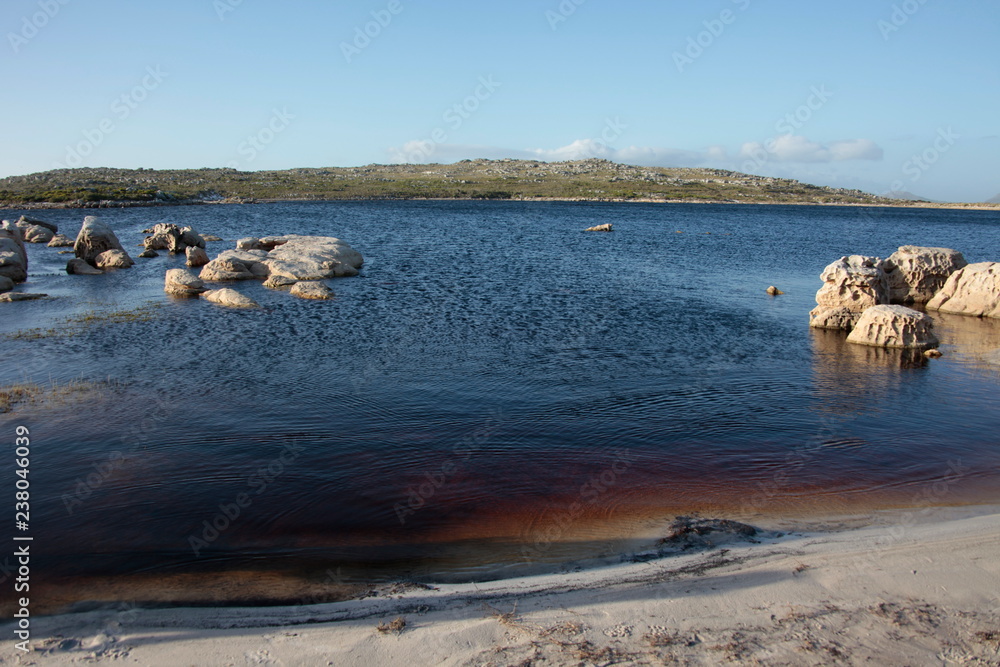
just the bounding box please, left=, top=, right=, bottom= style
left=2, top=201, right=1000, bottom=610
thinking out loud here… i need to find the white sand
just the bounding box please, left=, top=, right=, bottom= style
left=6, top=508, right=1000, bottom=666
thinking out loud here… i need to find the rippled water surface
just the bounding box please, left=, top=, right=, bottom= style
left=2, top=201, right=999, bottom=608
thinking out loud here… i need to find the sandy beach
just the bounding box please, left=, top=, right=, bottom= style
left=5, top=506, right=998, bottom=666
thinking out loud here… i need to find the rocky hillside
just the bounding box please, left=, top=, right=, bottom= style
left=0, top=159, right=897, bottom=208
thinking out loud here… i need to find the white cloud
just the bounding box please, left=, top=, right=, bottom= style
left=387, top=134, right=882, bottom=167
left=739, top=135, right=882, bottom=163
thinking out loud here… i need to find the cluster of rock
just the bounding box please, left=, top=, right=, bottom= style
left=809, top=245, right=1000, bottom=351
left=164, top=234, right=362, bottom=308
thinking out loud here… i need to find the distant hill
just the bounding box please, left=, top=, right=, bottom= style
left=883, top=190, right=936, bottom=203
left=0, top=159, right=900, bottom=208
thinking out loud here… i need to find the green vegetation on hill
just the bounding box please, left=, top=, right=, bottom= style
left=0, top=159, right=898, bottom=207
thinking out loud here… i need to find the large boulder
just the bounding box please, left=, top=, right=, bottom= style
left=186, top=246, right=209, bottom=268
left=883, top=246, right=967, bottom=305
left=809, top=255, right=888, bottom=330
left=66, top=258, right=103, bottom=275
left=95, top=249, right=135, bottom=270
left=926, top=262, right=1000, bottom=319
left=22, top=225, right=54, bottom=244
left=180, top=226, right=205, bottom=249
left=74, top=216, right=129, bottom=266
left=47, top=234, right=75, bottom=248
left=203, top=288, right=259, bottom=309
left=0, top=222, right=28, bottom=283
left=289, top=281, right=335, bottom=300
left=846, top=305, right=939, bottom=349
left=263, top=235, right=364, bottom=280
left=164, top=268, right=207, bottom=297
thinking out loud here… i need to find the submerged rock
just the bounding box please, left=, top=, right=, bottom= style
left=66, top=258, right=103, bottom=275
left=138, top=249, right=159, bottom=258
left=203, top=288, right=259, bottom=309
left=164, top=268, right=207, bottom=297
left=766, top=286, right=784, bottom=295
left=0, top=276, right=13, bottom=293
left=926, top=262, right=1000, bottom=319
left=884, top=246, right=967, bottom=305
left=585, top=223, right=613, bottom=232
left=809, top=255, right=888, bottom=330
left=0, top=292, right=48, bottom=302
left=289, top=281, right=335, bottom=300
left=75, top=216, right=130, bottom=266
left=95, top=249, right=135, bottom=270
left=846, top=304, right=939, bottom=349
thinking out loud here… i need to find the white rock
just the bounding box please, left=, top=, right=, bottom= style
left=66, top=258, right=103, bottom=275
left=164, top=268, right=207, bottom=296
left=203, top=288, right=259, bottom=309
left=214, top=249, right=270, bottom=277
left=585, top=223, right=613, bottom=232
left=22, top=224, right=54, bottom=244
left=180, top=226, right=205, bottom=249
left=236, top=237, right=263, bottom=251
left=16, top=216, right=57, bottom=234
left=263, top=235, right=364, bottom=280
left=810, top=255, right=888, bottom=330
left=846, top=304, right=939, bottom=349
left=0, top=223, right=28, bottom=283
left=185, top=246, right=210, bottom=268
left=289, top=281, right=335, bottom=300
left=263, top=275, right=296, bottom=290
left=926, top=262, right=1000, bottom=318
left=884, top=246, right=967, bottom=305
left=47, top=234, right=75, bottom=247
left=199, top=257, right=256, bottom=281
left=74, top=216, right=128, bottom=265
left=94, top=249, right=135, bottom=270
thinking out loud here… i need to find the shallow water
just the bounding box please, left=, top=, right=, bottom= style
left=2, top=201, right=999, bottom=609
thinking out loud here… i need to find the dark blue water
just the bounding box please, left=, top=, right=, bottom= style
left=2, top=201, right=999, bottom=609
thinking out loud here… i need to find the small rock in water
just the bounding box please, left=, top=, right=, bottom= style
left=164, top=268, right=208, bottom=297
left=47, top=233, right=75, bottom=248
left=66, top=259, right=103, bottom=275
left=95, top=249, right=135, bottom=270
left=585, top=223, right=613, bottom=232
left=203, top=288, right=259, bottom=309
left=924, top=348, right=943, bottom=358
left=0, top=276, right=14, bottom=293
left=846, top=304, right=939, bottom=349
left=186, top=246, right=210, bottom=268
left=263, top=275, right=296, bottom=290
left=0, top=292, right=48, bottom=302
left=139, top=249, right=159, bottom=258
left=290, top=281, right=335, bottom=300
left=766, top=286, right=784, bottom=295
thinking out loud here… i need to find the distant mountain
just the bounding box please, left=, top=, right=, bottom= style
left=986, top=193, right=1000, bottom=204
left=883, top=190, right=936, bottom=202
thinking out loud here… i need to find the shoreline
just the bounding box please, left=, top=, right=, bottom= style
left=6, top=504, right=999, bottom=664
left=3, top=197, right=999, bottom=212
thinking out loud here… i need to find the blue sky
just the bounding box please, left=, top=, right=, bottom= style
left=2, top=0, right=997, bottom=201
